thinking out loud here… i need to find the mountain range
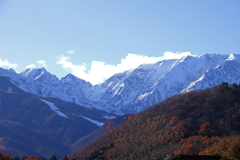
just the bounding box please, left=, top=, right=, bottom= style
left=1, top=53, right=240, bottom=158
left=1, top=53, right=240, bottom=115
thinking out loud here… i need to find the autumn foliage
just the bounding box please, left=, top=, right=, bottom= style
left=0, top=152, right=12, bottom=160
left=3, top=83, right=240, bottom=160
left=68, top=83, right=240, bottom=160
left=202, top=136, right=240, bottom=160
left=0, top=153, right=47, bottom=160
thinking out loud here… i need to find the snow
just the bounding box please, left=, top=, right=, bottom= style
left=112, top=83, right=124, bottom=95
left=137, top=92, right=153, bottom=101
left=1, top=53, right=240, bottom=115
left=40, top=99, right=68, bottom=118
left=180, top=73, right=206, bottom=93
left=103, top=115, right=117, bottom=119
left=81, top=116, right=104, bottom=127
left=226, top=53, right=235, bottom=61
left=34, top=71, right=44, bottom=80
left=23, top=68, right=34, bottom=76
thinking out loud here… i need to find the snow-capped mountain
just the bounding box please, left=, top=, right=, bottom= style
left=97, top=53, right=230, bottom=114
left=1, top=53, right=240, bottom=115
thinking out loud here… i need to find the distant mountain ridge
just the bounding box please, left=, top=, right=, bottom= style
left=0, top=76, right=116, bottom=158
left=1, top=53, right=240, bottom=115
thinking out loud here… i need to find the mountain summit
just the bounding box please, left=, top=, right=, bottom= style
left=1, top=53, right=240, bottom=115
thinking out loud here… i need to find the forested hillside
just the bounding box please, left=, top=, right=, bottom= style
left=70, top=83, right=240, bottom=160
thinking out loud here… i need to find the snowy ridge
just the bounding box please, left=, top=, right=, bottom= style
left=103, top=116, right=117, bottom=119
left=40, top=99, right=68, bottom=118
left=1, top=53, right=240, bottom=115
left=81, top=116, right=104, bottom=127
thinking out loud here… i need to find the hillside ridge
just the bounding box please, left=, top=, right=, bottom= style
left=70, top=83, right=240, bottom=160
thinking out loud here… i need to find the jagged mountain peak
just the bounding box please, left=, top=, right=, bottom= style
left=20, top=67, right=59, bottom=84
left=61, top=73, right=92, bottom=86
left=0, top=67, right=16, bottom=75
left=1, top=53, right=240, bottom=115
left=21, top=67, right=48, bottom=79
left=62, top=73, right=78, bottom=80
left=8, top=68, right=16, bottom=73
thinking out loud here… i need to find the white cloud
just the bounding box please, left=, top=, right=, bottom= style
left=37, top=60, right=47, bottom=68
left=0, top=58, right=18, bottom=69
left=162, top=51, right=191, bottom=59
left=26, top=64, right=36, bottom=69
left=25, top=60, right=47, bottom=69
left=67, top=50, right=75, bottom=54
left=56, top=52, right=192, bottom=85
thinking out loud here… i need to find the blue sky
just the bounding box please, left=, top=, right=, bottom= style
left=0, top=0, right=240, bottom=84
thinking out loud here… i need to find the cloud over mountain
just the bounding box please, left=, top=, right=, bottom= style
left=26, top=60, right=47, bottom=69
left=56, top=52, right=191, bottom=85
left=0, top=58, right=18, bottom=69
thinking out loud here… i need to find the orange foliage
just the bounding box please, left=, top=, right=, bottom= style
left=175, top=135, right=220, bottom=155
left=203, top=136, right=240, bottom=160
left=127, top=114, right=136, bottom=120
left=70, top=83, right=240, bottom=160
left=147, top=118, right=151, bottom=124
left=0, top=152, right=12, bottom=160
left=199, top=122, right=210, bottom=134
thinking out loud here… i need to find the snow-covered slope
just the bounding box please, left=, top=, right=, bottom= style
left=1, top=53, right=240, bottom=115
left=96, top=53, right=231, bottom=114
left=181, top=54, right=240, bottom=93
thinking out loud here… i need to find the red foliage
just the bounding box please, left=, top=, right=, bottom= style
left=70, top=83, right=240, bottom=159
left=199, top=122, right=210, bottom=134
left=0, top=152, right=12, bottom=160
left=127, top=114, right=136, bottom=120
